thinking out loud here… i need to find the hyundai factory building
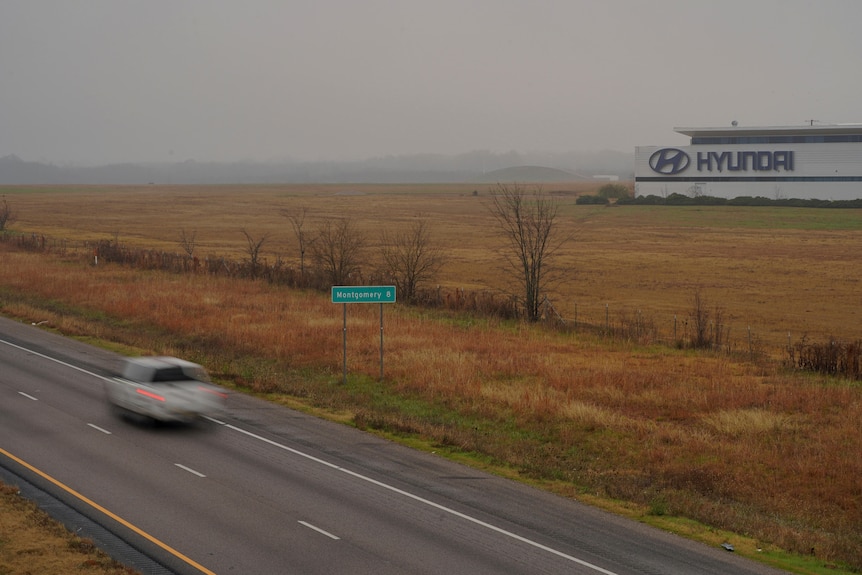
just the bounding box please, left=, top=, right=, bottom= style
left=635, top=124, right=862, bottom=201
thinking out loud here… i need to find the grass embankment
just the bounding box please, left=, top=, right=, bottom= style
left=0, top=480, right=139, bottom=575
left=1, top=246, right=859, bottom=575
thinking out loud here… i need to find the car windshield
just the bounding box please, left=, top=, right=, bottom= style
left=151, top=367, right=194, bottom=382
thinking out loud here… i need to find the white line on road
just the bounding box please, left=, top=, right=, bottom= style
left=18, top=391, right=38, bottom=401
left=0, top=337, right=617, bottom=575
left=1, top=338, right=108, bottom=379
left=175, top=464, right=206, bottom=478
left=298, top=521, right=340, bottom=540
left=216, top=420, right=619, bottom=575
left=87, top=423, right=112, bottom=435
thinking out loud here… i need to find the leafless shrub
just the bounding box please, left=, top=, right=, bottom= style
left=178, top=229, right=197, bottom=258
left=309, top=217, right=367, bottom=286
left=240, top=229, right=270, bottom=277
left=0, top=196, right=16, bottom=231
left=284, top=207, right=312, bottom=283
left=688, top=289, right=727, bottom=350
left=380, top=216, right=443, bottom=304
left=789, top=336, right=862, bottom=380
left=613, top=308, right=659, bottom=344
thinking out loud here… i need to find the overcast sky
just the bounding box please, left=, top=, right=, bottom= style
left=2, top=0, right=860, bottom=166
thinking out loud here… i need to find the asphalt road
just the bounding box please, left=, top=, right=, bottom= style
left=0, top=316, right=789, bottom=575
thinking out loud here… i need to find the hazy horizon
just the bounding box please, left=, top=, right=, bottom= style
left=2, top=1, right=860, bottom=166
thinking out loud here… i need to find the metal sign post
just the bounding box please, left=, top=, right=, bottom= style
left=331, top=286, right=396, bottom=384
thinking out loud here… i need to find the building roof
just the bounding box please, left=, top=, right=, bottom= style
left=674, top=124, right=862, bottom=138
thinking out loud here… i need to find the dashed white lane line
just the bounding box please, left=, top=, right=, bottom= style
left=87, top=423, right=112, bottom=435
left=175, top=463, right=206, bottom=478
left=1, top=336, right=618, bottom=575
left=298, top=521, right=340, bottom=540
left=215, top=420, right=620, bottom=574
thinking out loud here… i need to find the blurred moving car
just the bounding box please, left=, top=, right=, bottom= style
left=105, top=356, right=227, bottom=423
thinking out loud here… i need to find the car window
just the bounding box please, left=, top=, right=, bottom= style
left=152, top=367, right=191, bottom=382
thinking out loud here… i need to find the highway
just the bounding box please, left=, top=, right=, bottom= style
left=0, top=316, right=788, bottom=574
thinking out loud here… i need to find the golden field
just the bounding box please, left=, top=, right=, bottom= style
left=1, top=183, right=861, bottom=574
left=4, top=183, right=861, bottom=352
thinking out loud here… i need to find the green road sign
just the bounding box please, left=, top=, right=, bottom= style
left=331, top=285, right=396, bottom=304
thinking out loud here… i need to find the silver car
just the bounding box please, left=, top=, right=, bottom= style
left=105, top=356, right=227, bottom=423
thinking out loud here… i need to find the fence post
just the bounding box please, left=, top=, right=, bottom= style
left=605, top=303, right=609, bottom=334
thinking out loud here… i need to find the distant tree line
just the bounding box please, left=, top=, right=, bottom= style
left=575, top=185, right=862, bottom=207
left=575, top=183, right=632, bottom=205
left=616, top=194, right=862, bottom=208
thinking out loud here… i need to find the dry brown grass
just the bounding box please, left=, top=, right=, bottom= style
left=0, top=481, right=139, bottom=574
left=2, top=184, right=862, bottom=572
left=6, top=183, right=860, bottom=351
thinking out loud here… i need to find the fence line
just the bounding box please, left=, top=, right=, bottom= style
left=2, top=231, right=858, bottom=378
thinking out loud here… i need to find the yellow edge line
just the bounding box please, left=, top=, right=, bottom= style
left=0, top=446, right=217, bottom=575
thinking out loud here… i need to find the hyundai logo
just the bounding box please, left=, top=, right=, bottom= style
left=649, top=148, right=690, bottom=175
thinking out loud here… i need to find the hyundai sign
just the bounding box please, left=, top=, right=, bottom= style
left=648, top=148, right=794, bottom=175
left=635, top=124, right=862, bottom=201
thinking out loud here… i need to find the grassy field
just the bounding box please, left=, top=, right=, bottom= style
left=1, top=183, right=861, bottom=574
left=0, top=479, right=139, bottom=574
left=4, top=182, right=860, bottom=352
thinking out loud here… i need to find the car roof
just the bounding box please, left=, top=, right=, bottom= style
left=127, top=356, right=203, bottom=370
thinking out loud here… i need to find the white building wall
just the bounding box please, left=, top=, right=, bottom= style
left=635, top=142, right=862, bottom=200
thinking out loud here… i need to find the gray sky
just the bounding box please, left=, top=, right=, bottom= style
left=2, top=0, right=860, bottom=166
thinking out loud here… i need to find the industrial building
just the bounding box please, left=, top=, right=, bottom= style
left=635, top=123, right=862, bottom=200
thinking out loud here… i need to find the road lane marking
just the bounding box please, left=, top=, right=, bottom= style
left=2, top=338, right=618, bottom=574
left=216, top=421, right=619, bottom=574
left=1, top=338, right=106, bottom=379
left=18, top=391, right=38, bottom=401
left=175, top=463, right=206, bottom=478
left=298, top=521, right=340, bottom=540
left=0, top=447, right=217, bottom=575
left=87, top=423, right=112, bottom=435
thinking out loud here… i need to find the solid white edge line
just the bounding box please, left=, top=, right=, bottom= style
left=2, top=339, right=618, bottom=575
left=219, top=422, right=619, bottom=575
left=1, top=338, right=106, bottom=379
left=298, top=521, right=340, bottom=540
left=174, top=464, right=206, bottom=478
left=87, top=423, right=112, bottom=435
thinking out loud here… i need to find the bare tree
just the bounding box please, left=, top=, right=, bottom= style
left=0, top=196, right=16, bottom=231
left=178, top=229, right=197, bottom=258
left=380, top=216, right=443, bottom=303
left=688, top=288, right=727, bottom=350
left=240, top=228, right=270, bottom=276
left=488, top=183, right=568, bottom=322
left=310, top=217, right=366, bottom=286
left=284, top=207, right=311, bottom=279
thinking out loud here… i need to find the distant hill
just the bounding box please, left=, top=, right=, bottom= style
left=0, top=150, right=634, bottom=185
left=0, top=154, right=68, bottom=184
